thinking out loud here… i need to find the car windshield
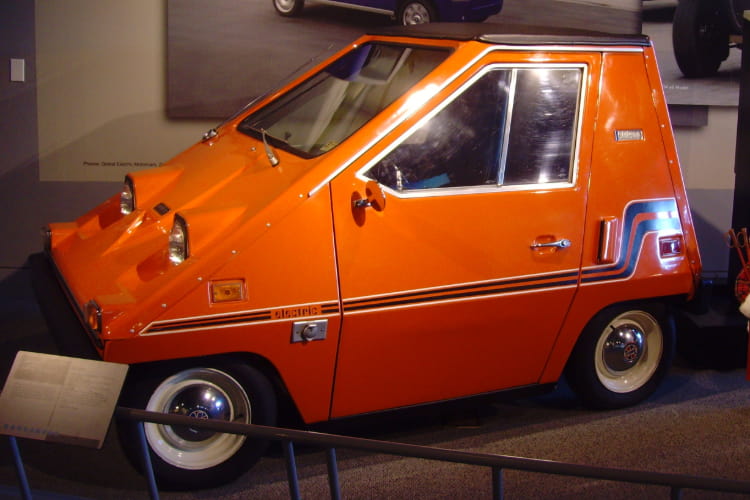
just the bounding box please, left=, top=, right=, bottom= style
left=237, top=43, right=450, bottom=158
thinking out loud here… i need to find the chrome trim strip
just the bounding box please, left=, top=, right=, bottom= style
left=497, top=68, right=518, bottom=185
left=373, top=180, right=574, bottom=198
left=480, top=45, right=643, bottom=53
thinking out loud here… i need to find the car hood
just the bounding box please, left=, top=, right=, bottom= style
left=47, top=128, right=324, bottom=340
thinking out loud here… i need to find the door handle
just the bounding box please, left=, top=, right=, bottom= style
left=530, top=239, right=571, bottom=249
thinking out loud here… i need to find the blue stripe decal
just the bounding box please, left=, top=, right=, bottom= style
left=582, top=199, right=680, bottom=283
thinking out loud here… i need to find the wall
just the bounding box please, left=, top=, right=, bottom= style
left=0, top=1, right=739, bottom=300
left=36, top=1, right=212, bottom=183
left=676, top=107, right=737, bottom=279
left=0, top=1, right=211, bottom=296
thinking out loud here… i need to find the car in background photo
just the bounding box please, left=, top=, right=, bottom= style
left=672, top=0, right=750, bottom=77
left=272, top=0, right=503, bottom=25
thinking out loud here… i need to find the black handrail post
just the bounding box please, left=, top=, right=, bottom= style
left=136, top=422, right=160, bottom=500
left=492, top=466, right=504, bottom=500
left=670, top=485, right=683, bottom=500
left=326, top=447, right=341, bottom=500
left=8, top=436, right=32, bottom=500
left=283, top=440, right=301, bottom=500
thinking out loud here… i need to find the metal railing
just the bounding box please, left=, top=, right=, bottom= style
left=9, top=407, right=750, bottom=499
left=117, top=407, right=750, bottom=500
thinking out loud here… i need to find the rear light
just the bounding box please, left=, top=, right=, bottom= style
left=659, top=236, right=683, bottom=258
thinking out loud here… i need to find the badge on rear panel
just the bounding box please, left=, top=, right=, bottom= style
left=615, top=129, right=644, bottom=142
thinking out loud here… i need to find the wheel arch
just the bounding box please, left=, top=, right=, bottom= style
left=563, top=298, right=677, bottom=408
left=562, top=297, right=677, bottom=365
left=123, top=351, right=304, bottom=427
left=540, top=294, right=687, bottom=385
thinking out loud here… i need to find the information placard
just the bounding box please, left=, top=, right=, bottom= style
left=0, top=351, right=128, bottom=449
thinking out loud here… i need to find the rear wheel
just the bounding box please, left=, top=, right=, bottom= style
left=397, top=0, right=437, bottom=25
left=565, top=303, right=674, bottom=409
left=118, top=359, right=277, bottom=490
left=672, top=0, right=730, bottom=77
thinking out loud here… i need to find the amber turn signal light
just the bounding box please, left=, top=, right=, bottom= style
left=211, top=280, right=245, bottom=303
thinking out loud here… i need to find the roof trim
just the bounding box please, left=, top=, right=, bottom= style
left=369, top=22, right=650, bottom=47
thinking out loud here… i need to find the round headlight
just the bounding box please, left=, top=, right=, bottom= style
left=120, top=176, right=135, bottom=215
left=168, top=215, right=189, bottom=265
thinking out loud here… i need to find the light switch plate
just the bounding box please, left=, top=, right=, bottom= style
left=10, top=59, right=25, bottom=82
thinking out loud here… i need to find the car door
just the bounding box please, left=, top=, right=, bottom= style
left=328, top=57, right=599, bottom=418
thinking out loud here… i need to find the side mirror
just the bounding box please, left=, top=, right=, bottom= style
left=353, top=180, right=386, bottom=212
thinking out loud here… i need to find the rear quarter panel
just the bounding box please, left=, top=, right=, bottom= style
left=541, top=47, right=700, bottom=382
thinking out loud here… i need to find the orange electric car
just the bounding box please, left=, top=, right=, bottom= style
left=43, top=24, right=702, bottom=489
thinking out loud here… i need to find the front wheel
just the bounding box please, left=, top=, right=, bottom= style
left=118, top=360, right=277, bottom=490
left=273, top=0, right=304, bottom=17
left=397, top=0, right=437, bottom=25
left=565, top=303, right=674, bottom=409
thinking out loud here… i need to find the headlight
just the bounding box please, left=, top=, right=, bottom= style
left=168, top=214, right=189, bottom=265
left=120, top=176, right=135, bottom=215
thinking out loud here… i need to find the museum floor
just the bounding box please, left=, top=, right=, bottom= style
left=1, top=261, right=750, bottom=500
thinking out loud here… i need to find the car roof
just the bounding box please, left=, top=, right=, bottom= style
left=370, top=22, right=650, bottom=47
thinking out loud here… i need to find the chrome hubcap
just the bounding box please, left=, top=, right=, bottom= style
left=594, top=310, right=663, bottom=394
left=602, top=323, right=645, bottom=372
left=168, top=384, right=232, bottom=442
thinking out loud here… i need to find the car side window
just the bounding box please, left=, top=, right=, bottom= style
left=366, top=70, right=510, bottom=191
left=364, top=66, right=581, bottom=192
left=502, top=68, right=582, bottom=185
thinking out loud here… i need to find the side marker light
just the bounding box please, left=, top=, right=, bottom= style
left=211, top=280, right=246, bottom=303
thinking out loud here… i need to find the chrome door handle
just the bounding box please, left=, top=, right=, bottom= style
left=531, top=239, right=571, bottom=249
